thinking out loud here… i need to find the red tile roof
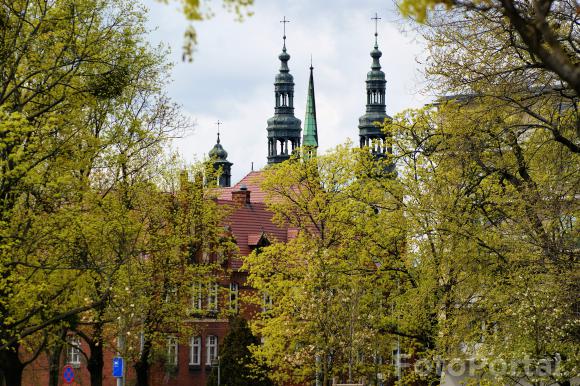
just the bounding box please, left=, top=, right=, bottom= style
left=220, top=199, right=288, bottom=270
left=219, top=199, right=287, bottom=255
left=215, top=171, right=269, bottom=203
left=216, top=171, right=290, bottom=270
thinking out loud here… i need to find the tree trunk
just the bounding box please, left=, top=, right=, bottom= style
left=82, top=281, right=107, bottom=386
left=134, top=339, right=152, bottom=386
left=0, top=346, right=24, bottom=386
left=48, top=347, right=62, bottom=386
left=87, top=343, right=104, bottom=386
left=86, top=317, right=105, bottom=386
left=48, top=330, right=67, bottom=386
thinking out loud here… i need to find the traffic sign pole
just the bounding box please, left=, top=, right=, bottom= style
left=116, top=334, right=125, bottom=386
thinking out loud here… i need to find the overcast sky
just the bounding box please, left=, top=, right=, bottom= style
left=145, top=0, right=431, bottom=182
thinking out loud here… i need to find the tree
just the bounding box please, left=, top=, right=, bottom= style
left=206, top=316, right=273, bottom=386
left=121, top=163, right=236, bottom=386
left=244, top=148, right=417, bottom=386
left=399, top=0, right=580, bottom=96
left=400, top=0, right=578, bottom=155
left=382, top=95, right=578, bottom=384
left=383, top=1, right=579, bottom=382
left=246, top=107, right=576, bottom=385
left=0, top=0, right=186, bottom=384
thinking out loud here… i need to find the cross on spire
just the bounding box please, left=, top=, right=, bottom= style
left=372, top=12, right=381, bottom=44
left=280, top=16, right=290, bottom=46
left=216, top=120, right=222, bottom=143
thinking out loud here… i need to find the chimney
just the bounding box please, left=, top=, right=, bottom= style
left=232, top=184, right=251, bottom=206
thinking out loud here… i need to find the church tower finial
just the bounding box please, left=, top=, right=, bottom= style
left=216, top=119, right=222, bottom=144
left=209, top=121, right=233, bottom=187
left=372, top=12, right=381, bottom=47
left=358, top=13, right=392, bottom=160
left=266, top=17, right=302, bottom=165
left=302, top=59, right=318, bottom=158
left=281, top=16, right=289, bottom=49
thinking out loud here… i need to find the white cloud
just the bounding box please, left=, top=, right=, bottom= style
left=145, top=0, right=431, bottom=183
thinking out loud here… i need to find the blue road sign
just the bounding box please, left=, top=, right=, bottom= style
left=113, top=357, right=124, bottom=378
left=63, top=365, right=74, bottom=384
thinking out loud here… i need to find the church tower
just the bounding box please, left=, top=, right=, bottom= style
left=267, top=17, right=302, bottom=164
left=302, top=60, right=318, bottom=159
left=358, top=14, right=391, bottom=158
left=209, top=125, right=233, bottom=187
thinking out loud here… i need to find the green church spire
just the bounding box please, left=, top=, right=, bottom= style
left=302, top=60, right=318, bottom=155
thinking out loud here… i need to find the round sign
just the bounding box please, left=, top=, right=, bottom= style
left=63, top=365, right=74, bottom=384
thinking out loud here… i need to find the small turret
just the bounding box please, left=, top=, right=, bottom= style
left=209, top=122, right=233, bottom=187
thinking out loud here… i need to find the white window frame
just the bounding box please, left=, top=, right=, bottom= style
left=206, top=335, right=218, bottom=365
left=167, top=336, right=178, bottom=366
left=189, top=336, right=201, bottom=365
left=192, top=282, right=202, bottom=310
left=229, top=283, right=239, bottom=312
left=207, top=283, right=218, bottom=311
left=67, top=336, right=81, bottom=367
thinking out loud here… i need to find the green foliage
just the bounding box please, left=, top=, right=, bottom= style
left=399, top=0, right=580, bottom=95
left=206, top=316, right=273, bottom=386
left=391, top=1, right=580, bottom=382
left=247, top=92, right=577, bottom=385
left=384, top=96, right=579, bottom=383
left=245, top=147, right=411, bottom=385
left=398, top=0, right=453, bottom=22
left=123, top=163, right=235, bottom=365
left=0, top=0, right=193, bottom=384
